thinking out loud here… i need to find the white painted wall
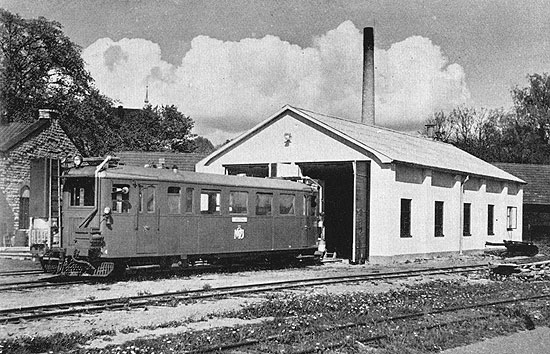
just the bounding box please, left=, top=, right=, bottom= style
left=368, top=164, right=523, bottom=259
left=197, top=113, right=367, bottom=174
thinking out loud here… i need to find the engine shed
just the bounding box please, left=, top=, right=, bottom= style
left=196, top=105, right=525, bottom=263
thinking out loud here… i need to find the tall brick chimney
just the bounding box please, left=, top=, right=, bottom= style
left=361, top=27, right=375, bottom=125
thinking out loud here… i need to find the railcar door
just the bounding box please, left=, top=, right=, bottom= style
left=303, top=193, right=319, bottom=246
left=136, top=183, right=159, bottom=254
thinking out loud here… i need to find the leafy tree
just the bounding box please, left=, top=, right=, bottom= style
left=190, top=136, right=215, bottom=153
left=0, top=9, right=213, bottom=156
left=425, top=106, right=507, bottom=162
left=507, top=73, right=550, bottom=163
left=0, top=9, right=92, bottom=122
left=113, top=104, right=205, bottom=153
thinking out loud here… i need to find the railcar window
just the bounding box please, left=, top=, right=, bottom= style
left=229, top=191, right=248, bottom=214
left=256, top=193, right=273, bottom=216
left=67, top=178, right=95, bottom=207
left=168, top=186, right=181, bottom=214
left=139, top=186, right=156, bottom=213
left=185, top=188, right=194, bottom=213
left=147, top=187, right=156, bottom=213
left=112, top=184, right=130, bottom=213
left=200, top=190, right=220, bottom=214
left=279, top=194, right=295, bottom=215
left=303, top=195, right=317, bottom=216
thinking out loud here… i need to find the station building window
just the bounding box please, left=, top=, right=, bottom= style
left=200, top=190, right=220, bottom=214
left=279, top=194, right=295, bottom=215
left=18, top=186, right=30, bottom=229
left=435, top=201, right=444, bottom=237
left=167, top=186, right=181, bottom=214
left=400, top=199, right=412, bottom=238
left=229, top=191, right=248, bottom=214
left=256, top=193, right=273, bottom=216
left=463, top=203, right=471, bottom=236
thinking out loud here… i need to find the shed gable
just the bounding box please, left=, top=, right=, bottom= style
left=202, top=112, right=372, bottom=172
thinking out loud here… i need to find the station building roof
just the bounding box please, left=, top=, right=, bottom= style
left=200, top=105, right=525, bottom=184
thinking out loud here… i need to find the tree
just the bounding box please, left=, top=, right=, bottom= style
left=0, top=9, right=92, bottom=122
left=113, top=104, right=204, bottom=153
left=507, top=73, right=550, bottom=163
left=425, top=106, right=507, bottom=162
left=190, top=136, right=215, bottom=153
left=0, top=10, right=213, bottom=156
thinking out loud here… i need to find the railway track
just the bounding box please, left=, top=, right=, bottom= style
left=0, top=263, right=489, bottom=324
left=0, top=277, right=91, bottom=292
left=192, top=292, right=550, bottom=354
left=0, top=269, right=43, bottom=277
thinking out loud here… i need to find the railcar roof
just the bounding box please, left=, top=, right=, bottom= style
left=64, top=164, right=314, bottom=191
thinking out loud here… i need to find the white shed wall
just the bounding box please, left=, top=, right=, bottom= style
left=368, top=164, right=523, bottom=261
left=197, top=114, right=368, bottom=174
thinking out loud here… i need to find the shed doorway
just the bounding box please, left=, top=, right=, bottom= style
left=299, top=162, right=354, bottom=259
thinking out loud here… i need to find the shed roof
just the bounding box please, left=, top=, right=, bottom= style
left=493, top=163, right=550, bottom=205
left=200, top=105, right=524, bottom=183
left=0, top=119, right=50, bottom=152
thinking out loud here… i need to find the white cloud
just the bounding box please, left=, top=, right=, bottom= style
left=82, top=21, right=471, bottom=143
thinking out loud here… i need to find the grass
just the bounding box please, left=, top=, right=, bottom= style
left=3, top=269, right=550, bottom=353
left=73, top=277, right=550, bottom=354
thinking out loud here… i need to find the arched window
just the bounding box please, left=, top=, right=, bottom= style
left=19, top=186, right=30, bottom=229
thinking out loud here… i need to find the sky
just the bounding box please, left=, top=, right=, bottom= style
left=1, top=0, right=549, bottom=143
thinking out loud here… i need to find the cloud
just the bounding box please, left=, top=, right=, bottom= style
left=82, top=21, right=471, bottom=143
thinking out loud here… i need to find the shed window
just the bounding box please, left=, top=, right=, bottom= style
left=507, top=206, right=517, bottom=230
left=229, top=191, right=248, bottom=214
left=200, top=190, right=220, bottom=214
left=167, top=186, right=181, bottom=214
left=400, top=199, right=411, bottom=238
left=463, top=203, right=471, bottom=236
left=256, top=193, right=273, bottom=216
left=435, top=201, right=444, bottom=237
left=18, top=186, right=30, bottom=229
left=111, top=184, right=130, bottom=213
left=279, top=194, right=295, bottom=215
left=488, top=205, right=495, bottom=235
left=185, top=188, right=194, bottom=213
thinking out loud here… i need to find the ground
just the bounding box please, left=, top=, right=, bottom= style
left=0, top=252, right=548, bottom=353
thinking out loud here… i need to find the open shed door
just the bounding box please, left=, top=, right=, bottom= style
left=353, top=161, right=370, bottom=263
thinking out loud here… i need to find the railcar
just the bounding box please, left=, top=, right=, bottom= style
left=41, top=156, right=322, bottom=276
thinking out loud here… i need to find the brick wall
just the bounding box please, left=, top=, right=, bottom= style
left=0, top=119, right=79, bottom=245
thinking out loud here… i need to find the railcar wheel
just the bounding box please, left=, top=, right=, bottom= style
left=111, top=262, right=127, bottom=278
left=159, top=257, right=175, bottom=270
